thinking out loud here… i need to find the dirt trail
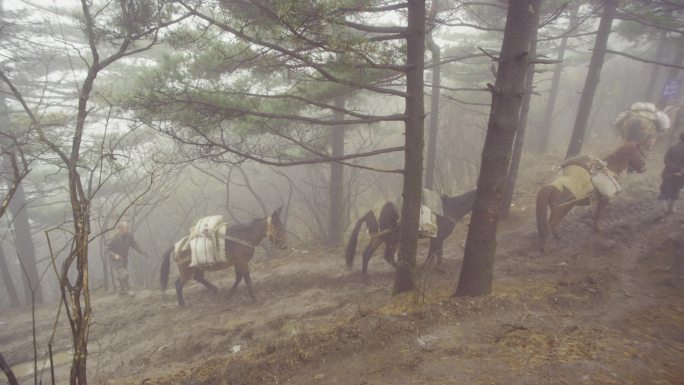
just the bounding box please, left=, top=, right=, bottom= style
left=2, top=143, right=683, bottom=385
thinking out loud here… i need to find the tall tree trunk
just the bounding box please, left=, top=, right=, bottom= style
left=424, top=0, right=441, bottom=190
left=500, top=36, right=538, bottom=220
left=537, top=4, right=578, bottom=154
left=657, top=34, right=684, bottom=109
left=455, top=0, right=541, bottom=297
left=393, top=0, right=426, bottom=295
left=565, top=0, right=617, bottom=158
left=0, top=244, right=19, bottom=307
left=643, top=30, right=667, bottom=101
left=327, top=96, right=345, bottom=248
left=8, top=181, right=43, bottom=304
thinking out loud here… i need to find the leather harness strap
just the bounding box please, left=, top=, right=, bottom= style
left=224, top=216, right=272, bottom=249
left=223, top=235, right=256, bottom=249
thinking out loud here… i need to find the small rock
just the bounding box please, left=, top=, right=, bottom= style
left=416, top=334, right=439, bottom=351
left=231, top=345, right=241, bottom=354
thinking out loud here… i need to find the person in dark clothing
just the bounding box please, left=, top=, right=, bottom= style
left=658, top=132, right=684, bottom=214
left=107, top=221, right=147, bottom=295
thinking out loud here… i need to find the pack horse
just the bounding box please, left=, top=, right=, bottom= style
left=161, top=207, right=287, bottom=306
left=345, top=189, right=476, bottom=275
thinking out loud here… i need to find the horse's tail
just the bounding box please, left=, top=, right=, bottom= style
left=536, top=185, right=553, bottom=251
left=345, top=211, right=373, bottom=268
left=160, top=246, right=173, bottom=291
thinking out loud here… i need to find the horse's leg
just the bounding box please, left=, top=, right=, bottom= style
left=228, top=265, right=243, bottom=297
left=361, top=237, right=383, bottom=276
left=548, top=203, right=574, bottom=239
left=426, top=237, right=444, bottom=266
left=242, top=265, right=256, bottom=301
left=593, top=196, right=609, bottom=231
left=193, top=270, right=218, bottom=292
left=175, top=266, right=192, bottom=306
left=382, top=240, right=398, bottom=269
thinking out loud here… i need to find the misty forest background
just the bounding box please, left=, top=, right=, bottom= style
left=0, top=0, right=682, bottom=310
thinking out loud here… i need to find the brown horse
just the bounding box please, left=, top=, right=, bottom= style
left=160, top=207, right=287, bottom=306
left=345, top=189, right=476, bottom=275
left=536, top=143, right=647, bottom=251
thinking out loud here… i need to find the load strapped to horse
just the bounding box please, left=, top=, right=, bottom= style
left=370, top=188, right=443, bottom=239
left=174, top=215, right=229, bottom=267
left=613, top=102, right=670, bottom=149
left=557, top=154, right=622, bottom=202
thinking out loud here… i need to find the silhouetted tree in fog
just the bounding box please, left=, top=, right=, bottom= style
left=455, top=0, right=542, bottom=297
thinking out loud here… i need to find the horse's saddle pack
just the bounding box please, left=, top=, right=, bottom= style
left=372, top=188, right=443, bottom=238
left=614, top=103, right=670, bottom=142
left=175, top=215, right=229, bottom=267
left=552, top=156, right=622, bottom=201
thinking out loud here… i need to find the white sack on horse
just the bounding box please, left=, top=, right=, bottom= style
left=591, top=169, right=622, bottom=198
left=419, top=205, right=437, bottom=238
left=189, top=216, right=228, bottom=267
left=656, top=110, right=671, bottom=131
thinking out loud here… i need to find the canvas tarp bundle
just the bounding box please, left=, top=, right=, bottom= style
left=371, top=188, right=442, bottom=238
left=184, top=215, right=229, bottom=267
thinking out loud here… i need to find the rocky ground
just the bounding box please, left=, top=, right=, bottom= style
left=2, top=142, right=683, bottom=385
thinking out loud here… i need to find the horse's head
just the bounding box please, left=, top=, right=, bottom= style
left=267, top=206, right=288, bottom=249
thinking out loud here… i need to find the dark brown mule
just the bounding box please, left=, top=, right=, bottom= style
left=160, top=207, right=287, bottom=306
left=345, top=190, right=476, bottom=275
left=536, top=143, right=647, bottom=251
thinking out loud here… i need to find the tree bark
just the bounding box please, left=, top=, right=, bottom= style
left=537, top=4, right=578, bottom=154
left=393, top=0, right=426, bottom=295
left=327, top=96, right=346, bottom=248
left=455, top=0, right=541, bottom=297
left=565, top=0, right=617, bottom=158
left=0, top=244, right=19, bottom=307
left=424, top=0, right=441, bottom=190
left=500, top=36, right=538, bottom=220
left=8, top=181, right=43, bottom=304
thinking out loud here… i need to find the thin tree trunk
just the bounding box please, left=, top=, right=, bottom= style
left=0, top=351, right=19, bottom=385
left=565, top=0, right=617, bottom=158
left=0, top=244, right=19, bottom=307
left=537, top=4, right=578, bottom=154
left=100, top=239, right=109, bottom=292
left=8, top=181, right=43, bottom=304
left=327, top=96, right=345, bottom=248
left=501, top=36, right=538, bottom=220
left=424, top=0, right=441, bottom=190
left=643, top=30, right=667, bottom=101
left=393, top=0, right=426, bottom=295
left=455, top=0, right=541, bottom=297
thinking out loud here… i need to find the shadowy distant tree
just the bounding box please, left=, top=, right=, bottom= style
left=566, top=0, right=618, bottom=158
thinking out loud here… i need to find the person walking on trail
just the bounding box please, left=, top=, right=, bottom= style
left=107, top=221, right=147, bottom=295
left=613, top=102, right=670, bottom=150
left=658, top=132, right=684, bottom=214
